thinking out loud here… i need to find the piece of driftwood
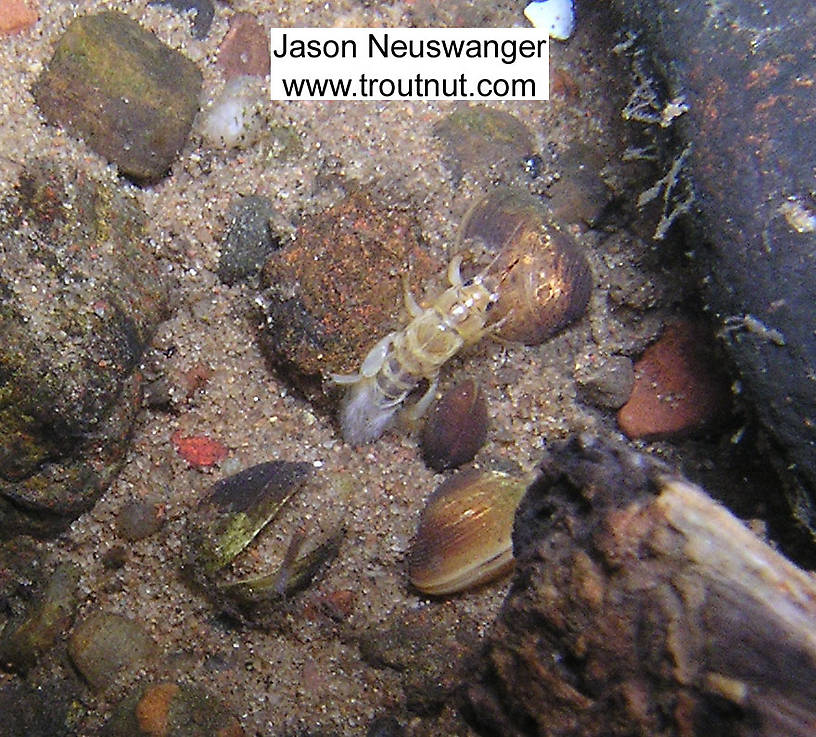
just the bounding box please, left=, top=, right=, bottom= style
left=461, top=436, right=816, bottom=737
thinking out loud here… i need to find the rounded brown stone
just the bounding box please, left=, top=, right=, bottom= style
left=617, top=321, right=731, bottom=439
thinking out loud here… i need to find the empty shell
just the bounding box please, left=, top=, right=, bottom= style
left=459, top=188, right=592, bottom=345
left=408, top=469, right=528, bottom=595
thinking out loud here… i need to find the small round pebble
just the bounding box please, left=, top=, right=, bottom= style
left=116, top=497, right=165, bottom=541
left=575, top=355, right=635, bottom=410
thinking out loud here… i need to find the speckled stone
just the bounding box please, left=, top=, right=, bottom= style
left=258, top=187, right=438, bottom=411
left=0, top=159, right=169, bottom=537
left=218, top=195, right=280, bottom=285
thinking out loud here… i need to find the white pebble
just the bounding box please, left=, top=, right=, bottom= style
left=200, top=76, right=266, bottom=150
left=524, top=0, right=575, bottom=41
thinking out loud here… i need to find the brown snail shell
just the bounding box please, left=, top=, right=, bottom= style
left=408, top=469, right=528, bottom=595
left=459, top=188, right=592, bottom=345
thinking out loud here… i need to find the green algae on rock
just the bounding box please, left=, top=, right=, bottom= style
left=0, top=562, right=80, bottom=673
left=0, top=159, right=169, bottom=537
left=33, top=11, right=202, bottom=182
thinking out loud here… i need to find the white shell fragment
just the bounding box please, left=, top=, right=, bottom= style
left=200, top=75, right=266, bottom=150
left=524, top=0, right=575, bottom=41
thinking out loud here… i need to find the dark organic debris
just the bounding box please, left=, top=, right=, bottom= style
left=149, top=0, right=214, bottom=39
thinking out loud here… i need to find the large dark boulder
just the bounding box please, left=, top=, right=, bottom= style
left=608, top=0, right=816, bottom=532
left=0, top=160, right=169, bottom=536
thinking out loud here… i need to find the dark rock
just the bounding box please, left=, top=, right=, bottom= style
left=433, top=104, right=535, bottom=183
left=67, top=610, right=157, bottom=690
left=116, top=496, right=165, bottom=541
left=33, top=11, right=202, bottom=182
left=421, top=379, right=487, bottom=471
left=610, top=0, right=816, bottom=532
left=258, top=187, right=437, bottom=411
left=218, top=195, right=280, bottom=285
left=546, top=143, right=614, bottom=227
left=358, top=609, right=479, bottom=716
left=102, top=681, right=243, bottom=737
left=0, top=562, right=80, bottom=672
left=575, top=354, right=635, bottom=410
left=0, top=676, right=85, bottom=737
left=148, top=0, right=214, bottom=39
left=367, top=716, right=404, bottom=737
left=0, top=159, right=169, bottom=537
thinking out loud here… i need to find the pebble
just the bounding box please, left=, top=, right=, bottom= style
left=217, top=12, right=269, bottom=80
left=524, top=0, right=575, bottom=40
left=617, top=321, right=731, bottom=438
left=171, top=431, right=229, bottom=469
left=546, top=143, right=613, bottom=227
left=421, top=379, right=488, bottom=471
left=102, top=681, right=243, bottom=737
left=575, top=354, right=635, bottom=410
left=433, top=104, right=535, bottom=183
left=116, top=496, right=166, bottom=541
left=68, top=611, right=157, bottom=691
left=0, top=563, right=80, bottom=673
left=200, top=75, right=266, bottom=150
left=148, top=0, right=214, bottom=39
left=258, top=187, right=437, bottom=411
left=218, top=195, right=280, bottom=285
left=367, top=716, right=404, bottom=737
left=0, top=0, right=37, bottom=35
left=33, top=11, right=202, bottom=182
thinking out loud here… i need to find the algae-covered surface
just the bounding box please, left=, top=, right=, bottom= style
left=0, top=1, right=797, bottom=734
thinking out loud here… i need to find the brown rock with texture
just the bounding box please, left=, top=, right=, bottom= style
left=258, top=187, right=437, bottom=411
left=617, top=321, right=730, bottom=438
left=33, top=11, right=202, bottom=182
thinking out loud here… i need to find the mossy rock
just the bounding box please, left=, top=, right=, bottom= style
left=33, top=11, right=202, bottom=182
left=0, top=159, right=169, bottom=537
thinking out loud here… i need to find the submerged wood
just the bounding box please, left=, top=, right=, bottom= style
left=461, top=436, right=816, bottom=737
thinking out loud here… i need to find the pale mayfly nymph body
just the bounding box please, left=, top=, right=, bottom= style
left=332, top=255, right=500, bottom=445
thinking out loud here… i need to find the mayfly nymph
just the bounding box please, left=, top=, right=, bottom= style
left=333, top=188, right=592, bottom=445
left=332, top=255, right=501, bottom=445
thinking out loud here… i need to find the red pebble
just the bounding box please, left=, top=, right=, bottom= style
left=217, top=12, right=270, bottom=80
left=0, top=0, right=37, bottom=35
left=171, top=431, right=228, bottom=468
left=617, top=321, right=731, bottom=439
